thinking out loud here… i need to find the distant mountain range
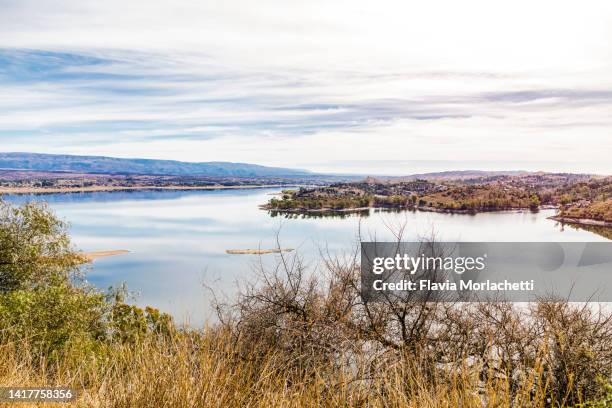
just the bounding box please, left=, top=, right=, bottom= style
left=386, top=170, right=528, bottom=180
left=0, top=152, right=577, bottom=181
left=0, top=153, right=311, bottom=177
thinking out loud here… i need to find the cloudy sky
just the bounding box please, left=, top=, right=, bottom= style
left=0, top=0, right=611, bottom=174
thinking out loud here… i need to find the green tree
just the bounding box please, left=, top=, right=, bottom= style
left=0, top=199, right=85, bottom=292
left=0, top=198, right=173, bottom=360
left=529, top=193, right=541, bottom=211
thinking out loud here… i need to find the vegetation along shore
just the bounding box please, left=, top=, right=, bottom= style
left=264, top=173, right=612, bottom=226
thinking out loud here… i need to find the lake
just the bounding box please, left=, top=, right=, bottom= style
left=4, top=188, right=608, bottom=324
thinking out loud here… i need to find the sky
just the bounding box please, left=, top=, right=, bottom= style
left=0, top=0, right=611, bottom=175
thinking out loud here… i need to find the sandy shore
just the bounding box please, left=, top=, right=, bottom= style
left=548, top=216, right=612, bottom=227
left=83, top=250, right=130, bottom=262
left=0, top=184, right=294, bottom=194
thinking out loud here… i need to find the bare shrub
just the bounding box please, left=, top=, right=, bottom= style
left=215, top=230, right=612, bottom=406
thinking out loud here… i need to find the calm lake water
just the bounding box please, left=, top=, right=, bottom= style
left=4, top=188, right=608, bottom=324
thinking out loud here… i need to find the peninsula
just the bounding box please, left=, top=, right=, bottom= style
left=263, top=173, right=612, bottom=226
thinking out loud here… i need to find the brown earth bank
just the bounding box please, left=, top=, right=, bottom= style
left=548, top=216, right=612, bottom=227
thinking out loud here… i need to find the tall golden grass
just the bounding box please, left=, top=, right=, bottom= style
left=0, top=328, right=563, bottom=408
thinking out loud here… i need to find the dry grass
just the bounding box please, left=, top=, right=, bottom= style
left=0, top=329, right=559, bottom=408
left=560, top=199, right=612, bottom=223
left=4, top=255, right=611, bottom=407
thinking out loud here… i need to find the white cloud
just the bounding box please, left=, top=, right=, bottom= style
left=0, top=0, right=611, bottom=174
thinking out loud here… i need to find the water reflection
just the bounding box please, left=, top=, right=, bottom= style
left=3, top=188, right=609, bottom=325
left=268, top=209, right=371, bottom=219
left=557, top=222, right=612, bottom=240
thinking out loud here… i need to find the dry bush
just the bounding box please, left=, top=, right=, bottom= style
left=211, top=235, right=612, bottom=407
left=1, top=294, right=611, bottom=407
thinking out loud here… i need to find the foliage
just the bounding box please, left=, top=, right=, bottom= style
left=0, top=283, right=108, bottom=361
left=268, top=195, right=373, bottom=211
left=0, top=200, right=84, bottom=292
left=266, top=176, right=612, bottom=222
left=553, top=177, right=612, bottom=204
left=110, top=303, right=174, bottom=343
left=559, top=199, right=612, bottom=222
left=0, top=197, right=173, bottom=364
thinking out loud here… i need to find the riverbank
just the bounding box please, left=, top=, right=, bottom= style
left=261, top=204, right=371, bottom=214
left=417, top=204, right=558, bottom=214
left=263, top=204, right=558, bottom=216
left=548, top=216, right=612, bottom=228
left=0, top=184, right=298, bottom=195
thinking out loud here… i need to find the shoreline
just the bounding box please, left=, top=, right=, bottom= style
left=262, top=205, right=371, bottom=213
left=0, top=184, right=297, bottom=195
left=548, top=216, right=612, bottom=227
left=263, top=205, right=558, bottom=216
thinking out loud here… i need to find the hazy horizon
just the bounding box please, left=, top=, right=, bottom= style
left=1, top=151, right=609, bottom=176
